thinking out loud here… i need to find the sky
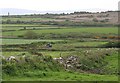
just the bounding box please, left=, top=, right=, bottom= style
left=0, top=0, right=120, bottom=14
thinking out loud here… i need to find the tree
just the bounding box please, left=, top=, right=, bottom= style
left=16, top=20, right=21, bottom=24
left=6, top=19, right=11, bottom=24
left=24, top=31, right=39, bottom=39
left=23, top=27, right=26, bottom=30
left=93, top=18, right=98, bottom=22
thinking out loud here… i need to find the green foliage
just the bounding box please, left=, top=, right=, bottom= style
left=24, top=31, right=39, bottom=39
left=1, top=14, right=119, bottom=81
left=65, top=49, right=118, bottom=75
left=93, top=18, right=98, bottom=22
left=2, top=56, right=64, bottom=76
left=2, top=62, right=18, bottom=76
left=102, top=53, right=118, bottom=75
left=102, top=42, right=120, bottom=48
left=2, top=27, right=118, bottom=38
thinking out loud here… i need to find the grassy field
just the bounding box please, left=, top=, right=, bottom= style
left=1, top=39, right=63, bottom=45
left=3, top=71, right=118, bottom=81
left=2, top=24, right=58, bottom=31
left=2, top=17, right=55, bottom=22
left=2, top=24, right=42, bottom=27
left=1, top=16, right=119, bottom=81
left=2, top=27, right=118, bottom=37
left=2, top=50, right=118, bottom=81
left=1, top=38, right=107, bottom=45
left=2, top=26, right=62, bottom=31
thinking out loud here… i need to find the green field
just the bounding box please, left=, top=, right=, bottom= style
left=2, top=17, right=55, bottom=22
left=2, top=50, right=118, bottom=81
left=3, top=71, right=118, bottom=81
left=1, top=39, right=63, bottom=45
left=2, top=24, right=42, bottom=27
left=1, top=15, right=119, bottom=81
left=2, top=27, right=118, bottom=37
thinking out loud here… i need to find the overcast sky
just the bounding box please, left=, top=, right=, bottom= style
left=0, top=0, right=119, bottom=13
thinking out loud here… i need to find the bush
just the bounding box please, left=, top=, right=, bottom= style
left=3, top=63, right=18, bottom=76
left=103, top=42, right=120, bottom=48
left=24, top=31, right=39, bottom=39
left=2, top=55, right=64, bottom=76
left=93, top=18, right=98, bottom=22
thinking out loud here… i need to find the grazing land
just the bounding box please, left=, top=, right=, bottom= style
left=1, top=11, right=119, bottom=81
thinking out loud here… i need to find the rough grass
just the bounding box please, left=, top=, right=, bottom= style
left=1, top=39, right=63, bottom=45
left=1, top=25, right=119, bottom=81
left=2, top=51, right=118, bottom=81
left=2, top=51, right=73, bottom=58
left=2, top=47, right=118, bottom=81
left=3, top=71, right=118, bottom=81
left=53, top=41, right=108, bottom=47
left=2, top=17, right=54, bottom=22
left=2, top=27, right=118, bottom=37
left=103, top=52, right=118, bottom=75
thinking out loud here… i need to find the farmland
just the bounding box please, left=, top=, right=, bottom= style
left=1, top=12, right=119, bottom=82
left=2, top=26, right=118, bottom=36
left=1, top=39, right=63, bottom=45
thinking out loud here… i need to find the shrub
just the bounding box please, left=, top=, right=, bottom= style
left=93, top=18, right=98, bottom=22
left=3, top=63, right=18, bottom=76
left=2, top=55, right=64, bottom=76
left=24, top=31, right=39, bottom=39
left=103, top=42, right=120, bottom=48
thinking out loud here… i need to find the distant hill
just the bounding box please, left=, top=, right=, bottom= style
left=54, top=11, right=118, bottom=25
left=1, top=8, right=119, bottom=26
left=0, top=8, right=113, bottom=15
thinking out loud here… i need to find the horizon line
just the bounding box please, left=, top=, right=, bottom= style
left=0, top=8, right=119, bottom=16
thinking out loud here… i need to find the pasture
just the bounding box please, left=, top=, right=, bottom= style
left=2, top=27, right=118, bottom=37
left=1, top=39, right=63, bottom=45
left=1, top=16, right=119, bottom=81
left=2, top=48, right=118, bottom=81
left=2, top=17, right=55, bottom=22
